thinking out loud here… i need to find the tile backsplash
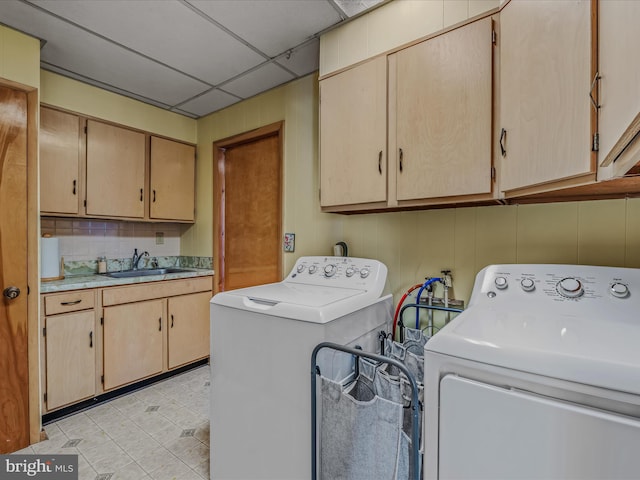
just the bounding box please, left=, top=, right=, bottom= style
left=41, top=218, right=185, bottom=262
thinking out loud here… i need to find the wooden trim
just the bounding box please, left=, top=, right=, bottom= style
left=213, top=121, right=284, bottom=294
left=600, top=112, right=640, bottom=168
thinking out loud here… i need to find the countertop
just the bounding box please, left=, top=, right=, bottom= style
left=40, top=268, right=215, bottom=294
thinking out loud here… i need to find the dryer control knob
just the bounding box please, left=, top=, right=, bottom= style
left=610, top=282, right=629, bottom=298
left=360, top=268, right=370, bottom=279
left=494, top=276, right=508, bottom=289
left=296, top=264, right=305, bottom=273
left=324, top=264, right=337, bottom=277
left=345, top=267, right=355, bottom=277
left=520, top=278, right=535, bottom=292
left=557, top=277, right=584, bottom=298
left=308, top=265, right=317, bottom=274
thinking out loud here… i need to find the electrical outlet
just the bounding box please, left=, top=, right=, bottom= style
left=155, top=232, right=164, bottom=245
left=283, top=233, right=295, bottom=252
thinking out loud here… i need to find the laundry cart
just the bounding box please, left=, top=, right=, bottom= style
left=210, top=256, right=392, bottom=480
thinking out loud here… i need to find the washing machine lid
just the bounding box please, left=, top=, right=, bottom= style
left=211, top=282, right=376, bottom=324
left=426, top=306, right=640, bottom=396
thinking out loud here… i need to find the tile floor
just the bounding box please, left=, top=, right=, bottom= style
left=15, top=365, right=210, bottom=480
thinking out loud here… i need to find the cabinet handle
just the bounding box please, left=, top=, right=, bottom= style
left=158, top=317, right=162, bottom=331
left=72, top=179, right=77, bottom=195
left=171, top=314, right=174, bottom=328
left=140, top=188, right=143, bottom=202
left=60, top=299, right=82, bottom=306
left=589, top=71, right=601, bottom=110
left=378, top=151, right=382, bottom=175
left=153, top=190, right=156, bottom=203
left=399, top=148, right=404, bottom=172
left=89, top=331, right=93, bottom=348
left=499, top=128, right=507, bottom=157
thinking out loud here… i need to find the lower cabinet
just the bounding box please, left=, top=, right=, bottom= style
left=103, top=299, right=164, bottom=391
left=41, top=276, right=213, bottom=413
left=45, top=310, right=96, bottom=411
left=168, top=291, right=211, bottom=369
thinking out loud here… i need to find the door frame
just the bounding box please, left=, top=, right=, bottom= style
left=0, top=77, right=40, bottom=445
left=212, top=121, right=284, bottom=294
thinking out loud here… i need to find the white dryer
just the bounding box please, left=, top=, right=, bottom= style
left=210, top=256, right=392, bottom=480
left=424, top=264, right=640, bottom=480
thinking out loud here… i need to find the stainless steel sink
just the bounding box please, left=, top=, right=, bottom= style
left=107, top=268, right=194, bottom=278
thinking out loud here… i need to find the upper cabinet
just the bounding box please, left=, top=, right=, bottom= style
left=598, top=0, right=640, bottom=176
left=319, top=16, right=495, bottom=213
left=320, top=56, right=387, bottom=208
left=39, top=107, right=196, bottom=223
left=40, top=107, right=82, bottom=215
left=150, top=136, right=195, bottom=222
left=499, top=0, right=594, bottom=196
left=391, top=17, right=494, bottom=205
left=86, top=120, right=146, bottom=219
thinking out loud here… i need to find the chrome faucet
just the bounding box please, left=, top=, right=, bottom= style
left=132, top=248, right=149, bottom=270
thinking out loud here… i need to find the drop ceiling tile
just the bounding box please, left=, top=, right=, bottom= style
left=222, top=63, right=295, bottom=99
left=177, top=88, right=241, bottom=117
left=189, top=0, right=342, bottom=57
left=30, top=0, right=266, bottom=85
left=2, top=0, right=210, bottom=105
left=275, top=39, right=319, bottom=77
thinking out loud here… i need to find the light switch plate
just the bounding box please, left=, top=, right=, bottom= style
left=283, top=233, right=295, bottom=252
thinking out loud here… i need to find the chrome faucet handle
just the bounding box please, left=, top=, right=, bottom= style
left=150, top=257, right=159, bottom=269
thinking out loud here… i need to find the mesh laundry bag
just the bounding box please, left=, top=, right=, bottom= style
left=320, top=358, right=407, bottom=480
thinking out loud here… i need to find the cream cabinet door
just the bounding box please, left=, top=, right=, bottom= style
left=167, top=291, right=211, bottom=369
left=320, top=56, right=387, bottom=208
left=150, top=137, right=195, bottom=221
left=40, top=107, right=82, bottom=214
left=500, top=0, right=592, bottom=194
left=45, top=311, right=95, bottom=410
left=86, top=120, right=146, bottom=218
left=393, top=18, right=493, bottom=202
left=103, top=299, right=163, bottom=390
left=598, top=1, right=640, bottom=171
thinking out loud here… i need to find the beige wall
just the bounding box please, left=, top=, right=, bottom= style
left=40, top=70, right=196, bottom=143
left=0, top=25, right=40, bottom=88
left=182, top=74, right=341, bottom=275
left=320, top=0, right=500, bottom=76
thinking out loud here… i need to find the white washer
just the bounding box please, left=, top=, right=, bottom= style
left=424, top=264, right=640, bottom=480
left=210, top=256, right=392, bottom=480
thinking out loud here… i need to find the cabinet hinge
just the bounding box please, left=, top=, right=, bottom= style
left=592, top=133, right=599, bottom=152
left=84, top=199, right=87, bottom=207
left=101, top=375, right=104, bottom=384
left=100, top=317, right=104, bottom=325
left=492, top=29, right=497, bottom=45
left=44, top=393, right=47, bottom=403
left=491, top=166, right=496, bottom=180
left=42, top=327, right=46, bottom=337
left=84, top=125, right=87, bottom=134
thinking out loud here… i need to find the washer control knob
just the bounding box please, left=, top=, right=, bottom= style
left=494, top=276, right=508, bottom=289
left=296, top=264, right=305, bottom=273
left=558, top=277, right=584, bottom=298
left=308, top=265, right=317, bottom=274
left=345, top=267, right=355, bottom=277
left=520, top=278, right=535, bottom=292
left=610, top=283, right=629, bottom=298
left=360, top=268, right=370, bottom=279
left=324, top=264, right=337, bottom=277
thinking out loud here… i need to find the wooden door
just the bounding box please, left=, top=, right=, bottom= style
left=103, top=299, right=163, bottom=390
left=394, top=18, right=493, bottom=201
left=86, top=120, right=146, bottom=218
left=150, top=136, right=195, bottom=221
left=215, top=123, right=283, bottom=292
left=45, top=311, right=95, bottom=411
left=0, top=86, right=29, bottom=453
left=320, top=56, right=387, bottom=207
left=167, top=291, right=211, bottom=369
left=500, top=0, right=592, bottom=194
left=40, top=107, right=82, bottom=214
